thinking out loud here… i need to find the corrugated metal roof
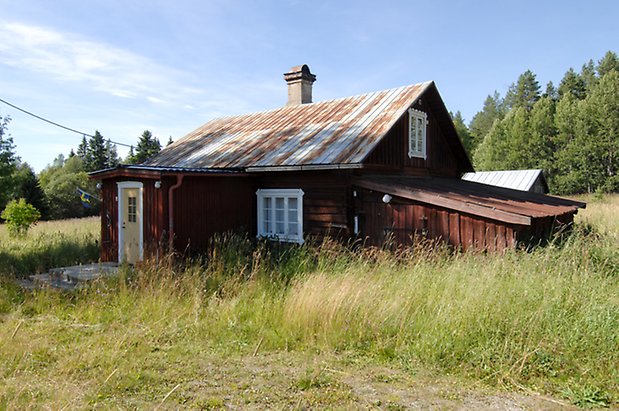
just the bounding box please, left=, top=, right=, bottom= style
left=354, top=175, right=584, bottom=225
left=144, top=82, right=431, bottom=170
left=462, top=169, right=545, bottom=192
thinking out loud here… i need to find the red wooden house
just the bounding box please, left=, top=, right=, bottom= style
left=90, top=65, right=584, bottom=263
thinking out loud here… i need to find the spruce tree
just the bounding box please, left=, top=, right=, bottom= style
left=133, top=130, right=162, bottom=164
left=104, top=139, right=120, bottom=168
left=12, top=163, right=49, bottom=219
left=0, top=116, right=18, bottom=210
left=558, top=68, right=587, bottom=100
left=77, top=136, right=88, bottom=159
left=543, top=81, right=558, bottom=100
left=469, top=91, right=505, bottom=144
left=85, top=131, right=107, bottom=171
left=126, top=146, right=136, bottom=164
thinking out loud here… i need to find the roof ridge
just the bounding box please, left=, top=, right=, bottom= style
left=195, top=81, right=433, bottom=125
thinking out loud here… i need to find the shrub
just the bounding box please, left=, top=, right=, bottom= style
left=1, top=198, right=41, bottom=237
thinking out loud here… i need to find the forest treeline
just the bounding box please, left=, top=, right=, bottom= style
left=453, top=50, right=619, bottom=194
left=0, top=126, right=165, bottom=220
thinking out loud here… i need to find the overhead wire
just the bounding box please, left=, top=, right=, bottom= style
left=0, top=97, right=133, bottom=148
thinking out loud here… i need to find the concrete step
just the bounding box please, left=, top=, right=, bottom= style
left=21, top=263, right=119, bottom=291
left=49, top=263, right=118, bottom=283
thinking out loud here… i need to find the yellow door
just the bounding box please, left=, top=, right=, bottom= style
left=122, top=188, right=141, bottom=263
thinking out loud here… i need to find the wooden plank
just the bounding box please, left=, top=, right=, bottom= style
left=486, top=223, right=497, bottom=252
left=438, top=210, right=449, bottom=243
left=461, top=216, right=474, bottom=251
left=496, top=225, right=506, bottom=250
left=306, top=213, right=348, bottom=224
left=448, top=212, right=460, bottom=246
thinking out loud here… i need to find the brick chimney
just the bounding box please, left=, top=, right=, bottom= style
left=284, top=64, right=316, bottom=105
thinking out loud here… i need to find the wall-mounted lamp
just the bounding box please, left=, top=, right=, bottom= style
left=154, top=181, right=162, bottom=189
left=96, top=182, right=102, bottom=190
left=382, top=194, right=392, bottom=204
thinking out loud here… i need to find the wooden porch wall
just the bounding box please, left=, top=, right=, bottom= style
left=99, top=176, right=167, bottom=262
left=357, top=190, right=517, bottom=252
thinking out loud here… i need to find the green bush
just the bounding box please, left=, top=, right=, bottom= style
left=1, top=198, right=41, bottom=237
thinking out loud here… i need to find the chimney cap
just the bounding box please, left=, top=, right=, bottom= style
left=284, top=64, right=316, bottom=82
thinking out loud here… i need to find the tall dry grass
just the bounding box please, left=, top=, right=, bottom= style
left=0, top=199, right=617, bottom=407
left=0, top=216, right=99, bottom=277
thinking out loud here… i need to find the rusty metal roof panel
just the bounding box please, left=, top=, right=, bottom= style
left=353, top=175, right=585, bottom=225
left=144, top=82, right=431, bottom=170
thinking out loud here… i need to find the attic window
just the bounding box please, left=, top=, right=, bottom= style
left=256, top=189, right=304, bottom=243
left=408, top=108, right=427, bottom=159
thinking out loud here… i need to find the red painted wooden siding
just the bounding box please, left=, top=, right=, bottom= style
left=256, top=171, right=352, bottom=239
left=357, top=190, right=518, bottom=252
left=170, top=176, right=254, bottom=252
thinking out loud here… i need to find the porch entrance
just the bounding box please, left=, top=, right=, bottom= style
left=118, top=182, right=143, bottom=263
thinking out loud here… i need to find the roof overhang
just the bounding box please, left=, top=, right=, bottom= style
left=353, top=176, right=585, bottom=226
left=89, top=164, right=245, bottom=180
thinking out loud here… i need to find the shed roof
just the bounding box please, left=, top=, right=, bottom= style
left=353, top=176, right=584, bottom=226
left=144, top=82, right=434, bottom=171
left=462, top=169, right=547, bottom=192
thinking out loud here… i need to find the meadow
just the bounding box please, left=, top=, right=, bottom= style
left=0, top=196, right=617, bottom=409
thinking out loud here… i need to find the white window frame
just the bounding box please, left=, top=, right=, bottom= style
left=256, top=188, right=304, bottom=244
left=408, top=108, right=427, bottom=159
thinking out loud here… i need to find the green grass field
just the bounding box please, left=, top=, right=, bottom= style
left=0, top=197, right=617, bottom=409
left=0, top=216, right=99, bottom=277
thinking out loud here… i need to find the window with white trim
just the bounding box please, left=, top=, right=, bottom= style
left=408, top=108, right=427, bottom=159
left=256, top=189, right=304, bottom=243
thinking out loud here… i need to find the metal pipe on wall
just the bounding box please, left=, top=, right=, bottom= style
left=168, top=174, right=185, bottom=247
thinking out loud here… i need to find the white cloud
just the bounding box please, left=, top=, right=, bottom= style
left=146, top=96, right=165, bottom=104
left=0, top=21, right=201, bottom=105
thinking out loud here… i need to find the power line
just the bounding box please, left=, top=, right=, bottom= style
left=0, top=97, right=133, bottom=148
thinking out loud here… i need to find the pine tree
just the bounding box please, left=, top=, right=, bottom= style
left=85, top=131, right=107, bottom=172
left=473, top=117, right=509, bottom=170
left=77, top=136, right=88, bottom=159
left=450, top=111, right=475, bottom=156
left=597, top=51, right=619, bottom=77
left=469, top=91, right=505, bottom=145
left=0, top=116, right=18, bottom=210
left=104, top=139, right=120, bottom=168
left=126, top=146, right=135, bottom=164
left=133, top=130, right=162, bottom=164
left=558, top=68, right=587, bottom=100
left=504, top=70, right=540, bottom=110
left=12, top=162, right=49, bottom=219
left=167, top=136, right=174, bottom=146
left=580, top=70, right=619, bottom=191
left=580, top=59, right=598, bottom=92
left=528, top=96, right=557, bottom=172
left=543, top=81, right=558, bottom=100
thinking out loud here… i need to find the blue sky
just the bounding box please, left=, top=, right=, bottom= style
left=0, top=0, right=617, bottom=172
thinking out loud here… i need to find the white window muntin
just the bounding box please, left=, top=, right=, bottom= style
left=408, top=108, right=427, bottom=159
left=256, top=189, right=304, bottom=243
